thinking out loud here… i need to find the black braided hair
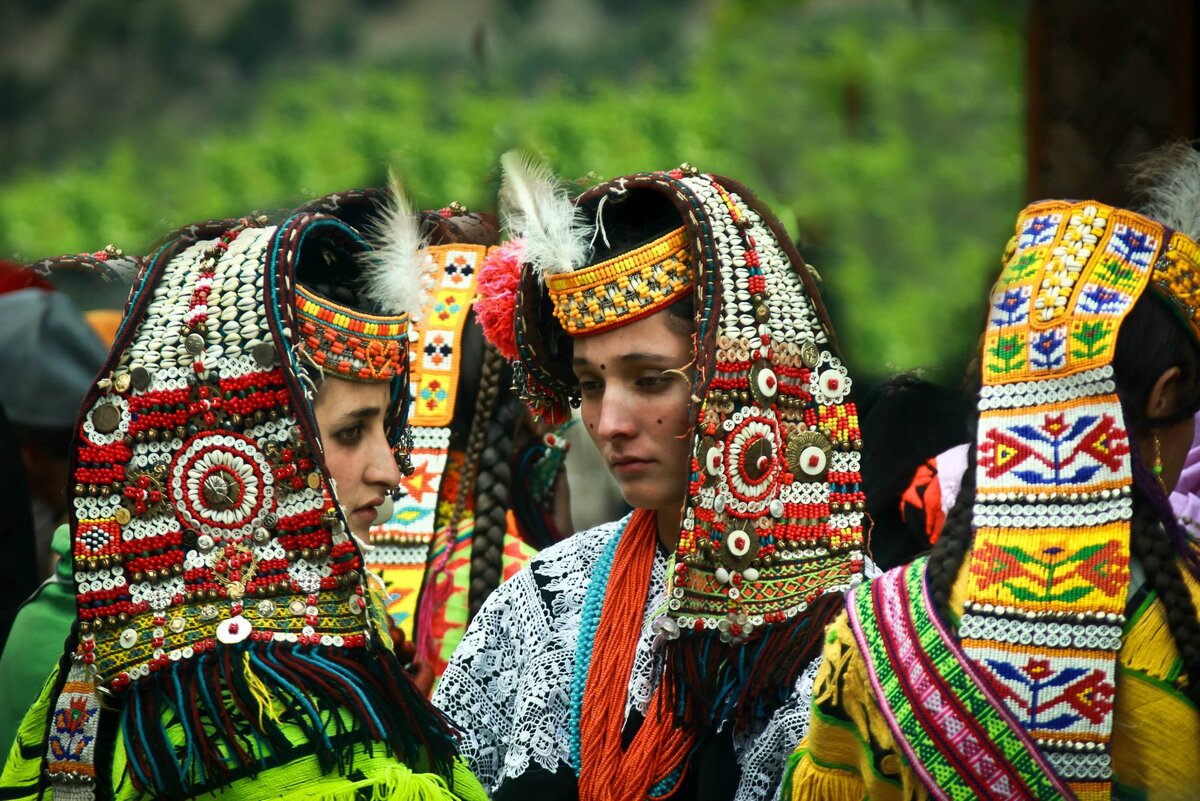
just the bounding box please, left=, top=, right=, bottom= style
left=1128, top=455, right=1200, bottom=706
left=468, top=393, right=523, bottom=619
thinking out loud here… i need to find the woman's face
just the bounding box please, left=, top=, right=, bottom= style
left=572, top=311, right=694, bottom=514
left=312, top=376, right=400, bottom=538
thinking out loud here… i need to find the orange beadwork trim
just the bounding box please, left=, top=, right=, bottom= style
left=546, top=226, right=693, bottom=336
left=295, top=284, right=410, bottom=382
left=577, top=509, right=694, bottom=800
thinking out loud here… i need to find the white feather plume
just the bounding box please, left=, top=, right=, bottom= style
left=1130, top=142, right=1200, bottom=241
left=359, top=173, right=433, bottom=319
left=499, top=150, right=592, bottom=277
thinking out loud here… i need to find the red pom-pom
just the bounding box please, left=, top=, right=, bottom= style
left=475, top=239, right=525, bottom=360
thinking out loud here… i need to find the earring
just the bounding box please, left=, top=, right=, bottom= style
left=1153, top=433, right=1168, bottom=495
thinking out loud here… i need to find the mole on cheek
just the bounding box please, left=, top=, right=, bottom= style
left=657, top=418, right=663, bottom=425
left=600, top=363, right=606, bottom=371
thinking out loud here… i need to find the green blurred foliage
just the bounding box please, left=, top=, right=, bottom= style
left=0, top=0, right=1023, bottom=379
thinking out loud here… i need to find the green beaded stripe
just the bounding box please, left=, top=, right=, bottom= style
left=850, top=559, right=1069, bottom=801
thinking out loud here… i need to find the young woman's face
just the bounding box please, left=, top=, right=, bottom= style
left=312, top=376, right=400, bottom=538
left=572, top=311, right=694, bottom=514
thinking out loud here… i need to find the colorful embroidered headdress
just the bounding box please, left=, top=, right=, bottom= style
left=40, top=207, right=455, bottom=799
left=294, top=188, right=569, bottom=681
left=489, top=158, right=866, bottom=726
left=962, top=199, right=1200, bottom=798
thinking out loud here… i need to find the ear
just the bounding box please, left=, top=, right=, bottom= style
left=1145, top=366, right=1184, bottom=422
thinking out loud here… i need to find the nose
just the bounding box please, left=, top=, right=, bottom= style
left=594, top=384, right=638, bottom=443
left=364, top=428, right=403, bottom=491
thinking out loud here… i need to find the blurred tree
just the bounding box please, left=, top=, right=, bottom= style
left=0, top=0, right=1024, bottom=380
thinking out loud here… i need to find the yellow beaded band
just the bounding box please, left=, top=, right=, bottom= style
left=1153, top=229, right=1200, bottom=344
left=546, top=226, right=692, bottom=335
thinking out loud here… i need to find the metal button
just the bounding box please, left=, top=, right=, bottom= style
left=799, top=340, right=820, bottom=368
left=252, top=342, right=277, bottom=368
left=92, top=403, right=121, bottom=434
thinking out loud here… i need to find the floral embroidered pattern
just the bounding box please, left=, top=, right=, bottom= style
left=969, top=647, right=1118, bottom=738
left=961, top=199, right=1188, bottom=796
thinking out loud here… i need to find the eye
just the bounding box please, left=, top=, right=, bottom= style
left=635, top=374, right=671, bottom=391
left=335, top=425, right=363, bottom=445
left=575, top=374, right=604, bottom=396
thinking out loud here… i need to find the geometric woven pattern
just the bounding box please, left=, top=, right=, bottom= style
left=850, top=559, right=1072, bottom=801
left=369, top=243, right=485, bottom=639
left=408, top=245, right=486, bottom=427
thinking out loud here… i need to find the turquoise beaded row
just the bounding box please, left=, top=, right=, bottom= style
left=567, top=514, right=628, bottom=770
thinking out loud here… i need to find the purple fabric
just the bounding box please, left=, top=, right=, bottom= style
left=1170, top=416, right=1200, bottom=530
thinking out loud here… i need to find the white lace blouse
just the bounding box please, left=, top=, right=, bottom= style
left=431, top=515, right=821, bottom=800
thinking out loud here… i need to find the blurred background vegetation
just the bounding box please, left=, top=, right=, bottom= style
left=0, top=0, right=1028, bottom=382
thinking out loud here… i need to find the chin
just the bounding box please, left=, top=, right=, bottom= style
left=347, top=518, right=371, bottom=540
left=617, top=479, right=680, bottom=515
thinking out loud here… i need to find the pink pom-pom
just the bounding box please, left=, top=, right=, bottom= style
left=475, top=238, right=525, bottom=360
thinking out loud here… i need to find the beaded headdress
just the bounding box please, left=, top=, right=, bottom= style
left=962, top=199, right=1200, bottom=798
left=39, top=210, right=454, bottom=799
left=495, top=161, right=865, bottom=726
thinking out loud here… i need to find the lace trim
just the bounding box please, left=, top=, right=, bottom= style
left=432, top=515, right=819, bottom=799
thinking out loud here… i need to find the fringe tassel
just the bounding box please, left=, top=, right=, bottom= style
left=776, top=748, right=865, bottom=801
left=663, top=592, right=842, bottom=737
left=113, top=639, right=457, bottom=798
left=243, top=651, right=285, bottom=727
left=1122, top=595, right=1182, bottom=680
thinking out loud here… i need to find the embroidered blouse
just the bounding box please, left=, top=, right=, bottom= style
left=431, top=515, right=820, bottom=800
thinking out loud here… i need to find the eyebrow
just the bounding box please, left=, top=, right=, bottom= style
left=572, top=352, right=680, bottom=367
left=337, top=406, right=382, bottom=423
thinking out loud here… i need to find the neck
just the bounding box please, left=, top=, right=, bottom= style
left=655, top=505, right=681, bottom=553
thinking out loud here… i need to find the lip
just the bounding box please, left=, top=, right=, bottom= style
left=352, top=497, right=385, bottom=520
left=610, top=456, right=655, bottom=477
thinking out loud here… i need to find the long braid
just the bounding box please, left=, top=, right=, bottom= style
left=925, top=445, right=977, bottom=626
left=1129, top=454, right=1200, bottom=706
left=469, top=397, right=522, bottom=619
left=453, top=344, right=506, bottom=620
left=449, top=346, right=503, bottom=530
